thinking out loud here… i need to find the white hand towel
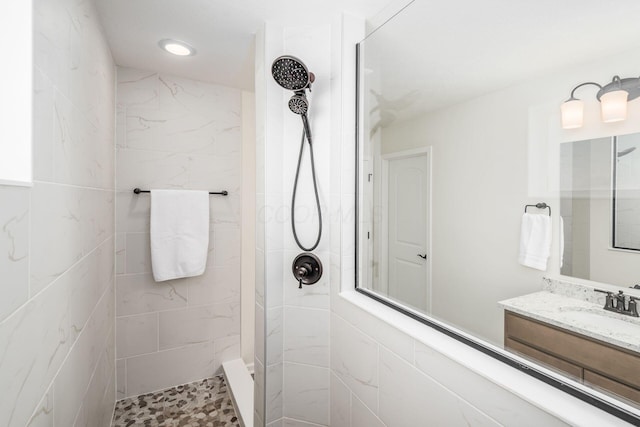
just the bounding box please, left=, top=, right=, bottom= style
left=150, top=189, right=210, bottom=282
left=518, top=213, right=552, bottom=271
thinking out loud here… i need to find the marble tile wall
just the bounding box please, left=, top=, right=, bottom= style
left=0, top=0, right=116, bottom=426
left=115, top=67, right=243, bottom=399
left=279, top=24, right=333, bottom=427
left=255, top=23, right=333, bottom=427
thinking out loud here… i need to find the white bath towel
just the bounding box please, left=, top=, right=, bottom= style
left=518, top=213, right=552, bottom=271
left=150, top=189, right=210, bottom=282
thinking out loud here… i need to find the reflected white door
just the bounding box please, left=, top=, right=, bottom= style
left=387, top=152, right=430, bottom=311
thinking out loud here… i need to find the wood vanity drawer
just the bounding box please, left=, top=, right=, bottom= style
left=505, top=337, right=583, bottom=380
left=505, top=311, right=640, bottom=390
left=584, top=370, right=640, bottom=404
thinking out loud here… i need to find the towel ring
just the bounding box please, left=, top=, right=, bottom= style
left=524, top=203, right=551, bottom=216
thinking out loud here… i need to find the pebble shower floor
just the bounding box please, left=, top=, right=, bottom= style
left=111, top=376, right=240, bottom=427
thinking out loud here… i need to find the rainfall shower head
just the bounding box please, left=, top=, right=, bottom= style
left=272, top=55, right=314, bottom=91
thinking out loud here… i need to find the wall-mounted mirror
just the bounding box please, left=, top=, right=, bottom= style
left=356, top=0, right=640, bottom=418
left=560, top=133, right=640, bottom=285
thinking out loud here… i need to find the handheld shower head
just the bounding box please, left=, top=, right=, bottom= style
left=272, top=55, right=315, bottom=91
left=288, top=93, right=308, bottom=115
left=289, top=92, right=312, bottom=142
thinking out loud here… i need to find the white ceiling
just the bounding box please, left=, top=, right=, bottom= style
left=96, top=0, right=640, bottom=102
left=94, top=0, right=395, bottom=90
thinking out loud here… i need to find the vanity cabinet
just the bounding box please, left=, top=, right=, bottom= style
left=504, top=311, right=640, bottom=404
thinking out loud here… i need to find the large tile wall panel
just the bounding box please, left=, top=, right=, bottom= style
left=351, top=395, right=384, bottom=427
left=75, top=326, right=117, bottom=427
left=330, top=373, right=351, bottom=427
left=330, top=314, right=379, bottom=412
left=413, top=341, right=572, bottom=427
left=30, top=184, right=113, bottom=294
left=267, top=307, right=284, bottom=363
left=378, top=347, right=500, bottom=427
left=0, top=0, right=116, bottom=425
left=116, top=313, right=159, bottom=358
left=115, top=67, right=243, bottom=398
left=0, top=186, right=29, bottom=322
left=254, top=359, right=266, bottom=426
left=125, top=341, right=217, bottom=397
left=158, top=302, right=240, bottom=350
left=283, top=307, right=329, bottom=367
left=116, top=273, right=188, bottom=316
left=266, top=363, right=284, bottom=424
left=0, top=270, right=76, bottom=426
left=116, top=359, right=126, bottom=400
left=25, top=386, right=54, bottom=427
left=53, top=286, right=115, bottom=427
left=283, top=363, right=329, bottom=426
left=1, top=237, right=115, bottom=426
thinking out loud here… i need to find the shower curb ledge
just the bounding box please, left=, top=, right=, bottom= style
left=223, top=359, right=254, bottom=427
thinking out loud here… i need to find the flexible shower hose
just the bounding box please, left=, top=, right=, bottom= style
left=291, top=128, right=322, bottom=251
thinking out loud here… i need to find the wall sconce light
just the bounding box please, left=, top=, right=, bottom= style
left=561, top=75, right=640, bottom=129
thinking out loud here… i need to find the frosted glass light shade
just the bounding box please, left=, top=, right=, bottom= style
left=561, top=99, right=584, bottom=129
left=600, top=90, right=628, bottom=123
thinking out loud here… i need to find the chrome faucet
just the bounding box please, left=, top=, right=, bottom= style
left=595, top=289, right=639, bottom=317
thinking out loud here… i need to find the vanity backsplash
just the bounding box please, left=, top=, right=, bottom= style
left=542, top=277, right=608, bottom=305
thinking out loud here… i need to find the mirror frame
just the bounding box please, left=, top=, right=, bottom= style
left=612, top=135, right=640, bottom=252
left=353, top=42, right=640, bottom=424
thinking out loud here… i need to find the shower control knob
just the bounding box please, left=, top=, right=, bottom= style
left=297, top=263, right=311, bottom=276
left=292, top=252, right=323, bottom=289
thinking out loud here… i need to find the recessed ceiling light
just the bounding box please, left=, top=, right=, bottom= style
left=158, top=39, right=196, bottom=56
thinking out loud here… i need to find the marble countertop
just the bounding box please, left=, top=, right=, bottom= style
left=499, top=291, right=640, bottom=354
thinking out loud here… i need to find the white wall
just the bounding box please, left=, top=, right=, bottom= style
left=0, top=0, right=116, bottom=425
left=114, top=67, right=243, bottom=398
left=0, top=0, right=32, bottom=184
